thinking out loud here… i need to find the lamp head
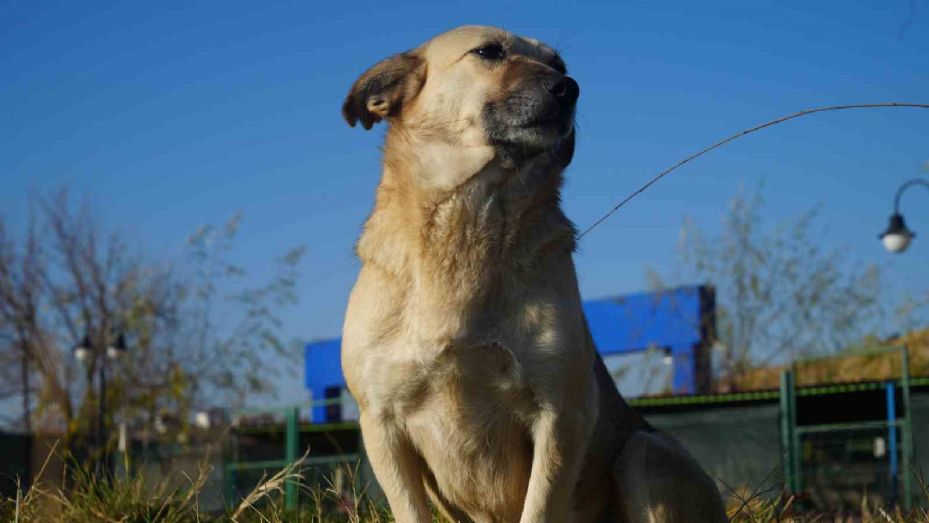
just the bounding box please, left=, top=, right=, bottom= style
left=107, top=332, right=128, bottom=360
left=74, top=334, right=93, bottom=364
left=880, top=213, right=914, bottom=253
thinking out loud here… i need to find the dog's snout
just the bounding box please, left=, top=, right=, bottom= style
left=545, top=76, right=579, bottom=103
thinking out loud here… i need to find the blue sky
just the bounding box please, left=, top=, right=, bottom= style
left=2, top=1, right=927, bottom=405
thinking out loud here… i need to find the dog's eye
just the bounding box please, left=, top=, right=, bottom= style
left=471, top=43, right=506, bottom=61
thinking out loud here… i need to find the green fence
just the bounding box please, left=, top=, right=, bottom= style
left=631, top=346, right=929, bottom=511
left=220, top=357, right=929, bottom=513
left=780, top=346, right=916, bottom=510
left=224, top=400, right=365, bottom=511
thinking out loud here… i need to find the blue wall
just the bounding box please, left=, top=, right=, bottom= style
left=305, top=285, right=714, bottom=421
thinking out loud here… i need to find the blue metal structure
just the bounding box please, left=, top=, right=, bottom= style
left=305, top=285, right=715, bottom=421
left=583, top=285, right=714, bottom=394
left=304, top=337, right=345, bottom=422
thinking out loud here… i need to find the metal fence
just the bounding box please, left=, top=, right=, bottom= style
left=223, top=401, right=368, bottom=511
left=780, top=346, right=916, bottom=510
left=7, top=367, right=929, bottom=514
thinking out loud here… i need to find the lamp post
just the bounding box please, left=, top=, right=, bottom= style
left=880, top=178, right=929, bottom=253
left=74, top=330, right=127, bottom=473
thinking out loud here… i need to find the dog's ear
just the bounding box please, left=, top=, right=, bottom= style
left=342, top=52, right=425, bottom=130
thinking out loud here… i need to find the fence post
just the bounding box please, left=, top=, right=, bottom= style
left=226, top=427, right=240, bottom=508
left=885, top=381, right=899, bottom=505
left=901, top=346, right=913, bottom=511
left=284, top=406, right=300, bottom=511
left=789, top=367, right=803, bottom=494
left=780, top=369, right=795, bottom=493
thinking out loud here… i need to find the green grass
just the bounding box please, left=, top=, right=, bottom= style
left=0, top=448, right=399, bottom=523
left=3, top=450, right=929, bottom=522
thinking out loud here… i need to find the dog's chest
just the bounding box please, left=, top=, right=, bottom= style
left=395, top=342, right=537, bottom=519
left=382, top=339, right=535, bottom=417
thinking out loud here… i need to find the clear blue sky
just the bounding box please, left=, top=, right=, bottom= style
left=2, top=1, right=927, bottom=405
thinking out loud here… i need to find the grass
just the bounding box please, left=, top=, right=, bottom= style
left=0, top=446, right=396, bottom=523
left=3, top=448, right=929, bottom=522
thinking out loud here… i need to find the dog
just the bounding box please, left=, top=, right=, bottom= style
left=340, top=25, right=727, bottom=523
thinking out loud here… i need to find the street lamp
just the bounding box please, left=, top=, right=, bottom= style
left=107, top=333, right=127, bottom=360
left=73, top=330, right=128, bottom=474
left=880, top=178, right=928, bottom=253
left=74, top=334, right=93, bottom=364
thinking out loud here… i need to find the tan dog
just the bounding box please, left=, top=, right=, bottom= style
left=340, top=26, right=727, bottom=523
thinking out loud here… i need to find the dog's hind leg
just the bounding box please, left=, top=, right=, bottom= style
left=611, top=430, right=727, bottom=523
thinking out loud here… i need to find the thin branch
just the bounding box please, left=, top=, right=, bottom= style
left=577, top=102, right=929, bottom=239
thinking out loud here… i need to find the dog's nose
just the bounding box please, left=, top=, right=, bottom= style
left=545, top=76, right=579, bottom=103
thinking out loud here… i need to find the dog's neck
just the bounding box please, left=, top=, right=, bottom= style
left=356, top=131, right=576, bottom=323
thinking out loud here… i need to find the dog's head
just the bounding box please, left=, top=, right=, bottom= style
left=342, top=26, right=578, bottom=178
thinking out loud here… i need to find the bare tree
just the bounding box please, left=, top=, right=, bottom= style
left=649, top=185, right=886, bottom=391
left=167, top=211, right=306, bottom=411
left=0, top=190, right=304, bottom=449
left=0, top=210, right=51, bottom=434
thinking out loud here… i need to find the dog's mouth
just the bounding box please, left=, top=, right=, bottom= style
left=484, top=104, right=575, bottom=146
left=519, top=112, right=575, bottom=137
left=520, top=113, right=570, bottom=129
left=483, top=75, right=579, bottom=153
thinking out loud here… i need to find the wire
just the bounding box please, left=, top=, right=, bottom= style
left=576, top=103, right=929, bottom=240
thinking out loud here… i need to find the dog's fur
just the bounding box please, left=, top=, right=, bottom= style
left=340, top=26, right=727, bottom=523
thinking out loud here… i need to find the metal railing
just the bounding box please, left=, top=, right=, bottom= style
left=780, top=345, right=914, bottom=510
left=224, top=399, right=362, bottom=510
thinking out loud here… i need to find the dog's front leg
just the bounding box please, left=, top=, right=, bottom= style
left=359, top=413, right=432, bottom=523
left=519, top=398, right=595, bottom=523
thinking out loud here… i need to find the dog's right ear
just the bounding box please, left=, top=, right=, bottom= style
left=342, top=52, right=425, bottom=130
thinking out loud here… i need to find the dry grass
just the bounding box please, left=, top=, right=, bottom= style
left=723, top=468, right=929, bottom=523
left=2, top=449, right=928, bottom=522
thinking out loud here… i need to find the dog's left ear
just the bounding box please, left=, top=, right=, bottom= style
left=342, top=52, right=425, bottom=130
